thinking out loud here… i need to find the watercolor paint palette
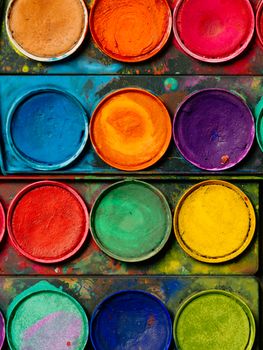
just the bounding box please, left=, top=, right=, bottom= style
left=0, top=178, right=258, bottom=276
left=1, top=0, right=263, bottom=75
left=1, top=75, right=263, bottom=175
left=1, top=0, right=263, bottom=348
left=0, top=276, right=259, bottom=349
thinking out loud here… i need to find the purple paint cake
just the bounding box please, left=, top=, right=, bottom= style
left=173, top=89, right=255, bottom=171
left=0, top=312, right=5, bottom=349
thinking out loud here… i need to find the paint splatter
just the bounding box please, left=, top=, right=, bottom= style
left=164, top=78, right=178, bottom=91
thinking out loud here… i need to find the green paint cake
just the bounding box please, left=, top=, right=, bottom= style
left=174, top=290, right=255, bottom=350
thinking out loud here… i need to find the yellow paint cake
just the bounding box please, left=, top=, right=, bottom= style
left=174, top=181, right=256, bottom=263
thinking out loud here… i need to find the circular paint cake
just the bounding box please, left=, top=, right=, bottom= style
left=174, top=290, right=255, bottom=350
left=0, top=201, right=5, bottom=245
left=173, top=89, right=255, bottom=171
left=8, top=89, right=88, bottom=170
left=173, top=0, right=254, bottom=62
left=90, top=88, right=172, bottom=171
left=256, top=0, right=263, bottom=47
left=91, top=180, right=172, bottom=262
left=256, top=104, right=263, bottom=153
left=7, top=287, right=88, bottom=350
left=6, top=0, right=88, bottom=61
left=89, top=0, right=172, bottom=61
left=7, top=181, right=89, bottom=263
left=90, top=290, right=172, bottom=350
left=174, top=180, right=256, bottom=263
left=0, top=312, right=5, bottom=350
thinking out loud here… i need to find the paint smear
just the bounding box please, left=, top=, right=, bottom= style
left=8, top=291, right=88, bottom=350
left=90, top=0, right=171, bottom=61
left=91, top=181, right=171, bottom=262
left=9, top=90, right=88, bottom=170
left=173, top=89, right=255, bottom=171
left=7, top=0, right=87, bottom=59
left=9, top=182, right=89, bottom=263
left=91, top=291, right=172, bottom=350
left=174, top=291, right=255, bottom=350
left=174, top=0, right=254, bottom=61
left=90, top=89, right=172, bottom=171
left=175, top=182, right=255, bottom=262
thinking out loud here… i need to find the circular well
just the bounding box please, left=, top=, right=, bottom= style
left=7, top=289, right=88, bottom=350
left=0, top=201, right=6, bottom=245
left=256, top=0, right=263, bottom=47
left=6, top=0, right=89, bottom=62
left=89, top=0, right=172, bottom=62
left=90, top=180, right=172, bottom=262
left=256, top=107, right=263, bottom=152
left=0, top=311, right=5, bottom=350
left=7, top=89, right=89, bottom=171
left=173, top=290, right=256, bottom=350
left=174, top=180, right=256, bottom=263
left=7, top=181, right=89, bottom=263
left=90, top=290, right=172, bottom=350
left=173, top=0, right=255, bottom=62
left=173, top=89, right=255, bottom=171
left=90, top=88, right=172, bottom=171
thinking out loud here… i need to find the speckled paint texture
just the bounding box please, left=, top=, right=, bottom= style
left=7, top=282, right=89, bottom=350
left=6, top=0, right=87, bottom=60
left=174, top=290, right=255, bottom=350
left=8, top=181, right=89, bottom=263
left=90, top=290, right=172, bottom=350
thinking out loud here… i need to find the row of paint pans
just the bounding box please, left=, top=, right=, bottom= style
left=0, top=179, right=256, bottom=264
left=0, top=281, right=256, bottom=350
left=4, top=87, right=261, bottom=172
left=5, top=0, right=263, bottom=63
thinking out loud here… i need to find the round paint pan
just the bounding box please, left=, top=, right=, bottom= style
left=173, top=89, right=255, bottom=171
left=174, top=180, right=256, bottom=263
left=90, top=180, right=172, bottom=262
left=0, top=201, right=6, bottom=245
left=7, top=181, right=89, bottom=264
left=7, top=282, right=89, bottom=350
left=7, top=89, right=89, bottom=171
left=0, top=311, right=5, bottom=350
left=6, top=0, right=88, bottom=62
left=90, top=290, right=172, bottom=350
left=173, top=0, right=254, bottom=63
left=173, top=290, right=256, bottom=350
left=256, top=106, right=263, bottom=152
left=89, top=0, right=172, bottom=62
left=256, top=0, right=263, bottom=47
left=90, top=88, right=172, bottom=171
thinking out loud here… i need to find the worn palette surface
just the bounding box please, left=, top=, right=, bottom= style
left=1, top=75, right=263, bottom=175
left=0, top=178, right=258, bottom=276
left=0, top=276, right=259, bottom=349
left=0, top=0, right=262, bottom=347
left=0, top=0, right=262, bottom=75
